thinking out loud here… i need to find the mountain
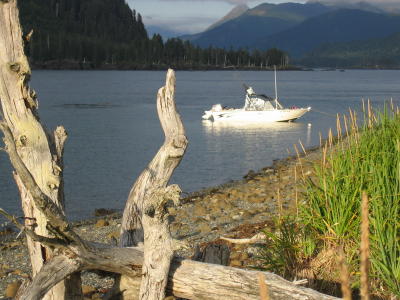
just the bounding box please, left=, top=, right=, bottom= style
left=181, top=1, right=400, bottom=67
left=302, top=32, right=400, bottom=67
left=182, top=2, right=332, bottom=49
left=257, top=9, right=400, bottom=58
left=308, top=0, right=400, bottom=13
left=206, top=4, right=249, bottom=31
left=146, top=25, right=181, bottom=39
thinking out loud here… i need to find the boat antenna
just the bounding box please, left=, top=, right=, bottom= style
left=274, top=65, right=278, bottom=109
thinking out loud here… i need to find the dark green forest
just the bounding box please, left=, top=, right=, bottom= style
left=301, top=32, right=400, bottom=68
left=18, top=0, right=289, bottom=70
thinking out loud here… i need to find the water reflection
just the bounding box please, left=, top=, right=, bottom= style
left=201, top=120, right=311, bottom=180
left=202, top=120, right=305, bottom=134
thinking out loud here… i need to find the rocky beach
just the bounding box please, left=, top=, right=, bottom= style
left=0, top=146, right=322, bottom=299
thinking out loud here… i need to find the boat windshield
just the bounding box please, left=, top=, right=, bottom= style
left=244, top=94, right=276, bottom=111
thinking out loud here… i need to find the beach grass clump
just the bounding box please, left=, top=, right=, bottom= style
left=257, top=216, right=318, bottom=280
left=304, top=105, right=400, bottom=297
left=260, top=102, right=400, bottom=298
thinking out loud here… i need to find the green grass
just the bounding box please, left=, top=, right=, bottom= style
left=260, top=105, right=400, bottom=298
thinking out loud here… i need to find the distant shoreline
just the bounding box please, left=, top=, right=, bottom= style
left=30, top=61, right=302, bottom=71
left=30, top=61, right=400, bottom=71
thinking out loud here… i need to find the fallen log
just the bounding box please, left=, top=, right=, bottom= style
left=10, top=242, right=339, bottom=300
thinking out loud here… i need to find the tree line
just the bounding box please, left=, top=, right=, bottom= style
left=19, top=0, right=289, bottom=69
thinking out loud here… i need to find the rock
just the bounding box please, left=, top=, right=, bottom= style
left=241, top=211, right=252, bottom=219
left=91, top=293, right=102, bottom=300
left=230, top=251, right=241, bottom=260
left=247, top=196, right=266, bottom=204
left=193, top=204, right=207, bottom=216
left=0, top=263, right=11, bottom=269
left=214, top=199, right=234, bottom=211
left=5, top=281, right=21, bottom=298
left=3, top=241, right=22, bottom=249
left=107, top=231, right=120, bottom=240
left=95, top=219, right=109, bottom=228
left=263, top=168, right=274, bottom=174
left=218, top=216, right=232, bottom=225
left=12, top=269, right=29, bottom=278
left=197, top=223, right=211, bottom=234
left=169, top=222, right=181, bottom=234
left=244, top=170, right=256, bottom=179
left=93, top=208, right=116, bottom=217
left=82, top=285, right=96, bottom=295
left=168, top=206, right=177, bottom=215
left=230, top=259, right=243, bottom=267
left=0, top=226, right=14, bottom=236
left=240, top=252, right=249, bottom=260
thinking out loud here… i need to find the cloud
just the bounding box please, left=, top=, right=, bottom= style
left=310, top=0, right=400, bottom=5
left=128, top=0, right=303, bottom=35
left=159, top=0, right=291, bottom=4
left=143, top=14, right=216, bottom=33
left=159, top=0, right=248, bottom=4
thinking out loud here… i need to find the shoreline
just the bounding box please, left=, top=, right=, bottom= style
left=0, top=144, right=323, bottom=298
left=29, top=61, right=400, bottom=71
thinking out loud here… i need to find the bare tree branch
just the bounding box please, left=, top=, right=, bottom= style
left=0, top=208, right=68, bottom=247
left=120, top=69, right=188, bottom=248
left=0, top=122, right=86, bottom=249
left=16, top=255, right=83, bottom=300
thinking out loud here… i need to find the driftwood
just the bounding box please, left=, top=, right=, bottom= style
left=0, top=1, right=342, bottom=299
left=137, top=69, right=188, bottom=300
left=221, top=232, right=267, bottom=244
left=120, top=71, right=187, bottom=248
left=0, top=0, right=81, bottom=299
left=118, top=68, right=188, bottom=299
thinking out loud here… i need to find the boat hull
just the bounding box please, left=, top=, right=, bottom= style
left=202, top=108, right=311, bottom=122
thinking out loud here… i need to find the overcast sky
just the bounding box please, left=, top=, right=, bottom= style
left=127, top=0, right=305, bottom=34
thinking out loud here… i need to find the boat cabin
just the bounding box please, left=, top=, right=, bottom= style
left=244, top=86, right=283, bottom=111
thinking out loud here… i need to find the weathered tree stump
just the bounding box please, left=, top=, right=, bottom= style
left=0, top=1, right=81, bottom=299
left=193, top=244, right=230, bottom=266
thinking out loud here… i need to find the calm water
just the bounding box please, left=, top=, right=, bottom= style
left=1, top=70, right=399, bottom=220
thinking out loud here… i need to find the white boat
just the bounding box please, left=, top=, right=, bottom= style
left=202, top=68, right=311, bottom=122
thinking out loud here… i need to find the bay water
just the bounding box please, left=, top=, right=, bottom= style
left=1, top=70, right=399, bottom=220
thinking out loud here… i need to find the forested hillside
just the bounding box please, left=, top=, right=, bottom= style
left=258, top=9, right=400, bottom=58
left=19, top=0, right=147, bottom=66
left=18, top=0, right=289, bottom=69
left=302, top=32, right=400, bottom=67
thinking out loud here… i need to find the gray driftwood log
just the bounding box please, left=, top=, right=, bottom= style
left=120, top=69, right=187, bottom=248
left=0, top=1, right=341, bottom=299
left=0, top=0, right=82, bottom=299
left=136, top=69, right=188, bottom=299
left=118, top=67, right=188, bottom=299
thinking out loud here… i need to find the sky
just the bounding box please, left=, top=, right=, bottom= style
left=127, top=0, right=305, bottom=34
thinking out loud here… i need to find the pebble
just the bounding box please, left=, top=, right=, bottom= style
left=95, top=219, right=109, bottom=228
left=5, top=281, right=21, bottom=298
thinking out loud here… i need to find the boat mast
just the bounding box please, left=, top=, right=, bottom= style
left=274, top=65, right=278, bottom=109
